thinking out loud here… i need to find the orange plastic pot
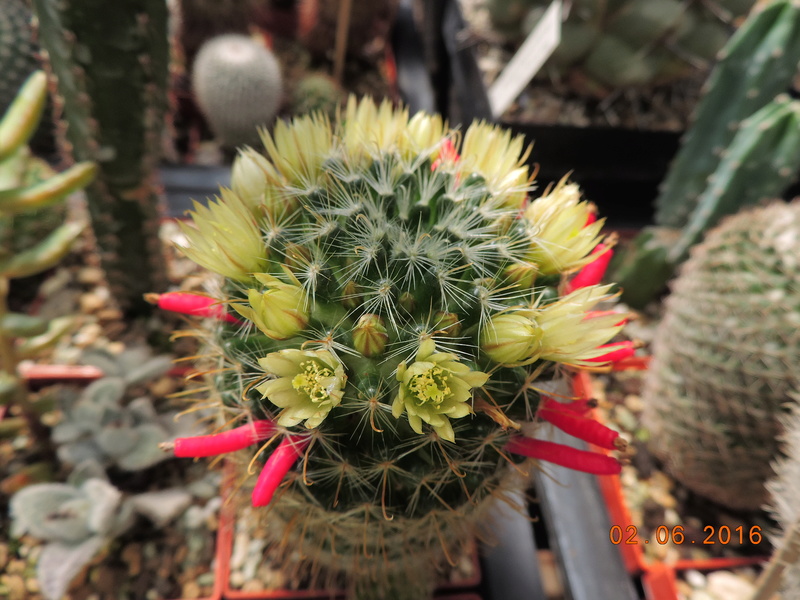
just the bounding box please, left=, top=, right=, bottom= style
left=572, top=368, right=769, bottom=599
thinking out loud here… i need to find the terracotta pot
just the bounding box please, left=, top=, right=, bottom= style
left=215, top=463, right=481, bottom=599
left=572, top=368, right=769, bottom=599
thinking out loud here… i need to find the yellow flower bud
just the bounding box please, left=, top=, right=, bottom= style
left=481, top=312, right=543, bottom=364
left=503, top=261, right=538, bottom=289
left=352, top=314, right=388, bottom=357
left=178, top=189, right=266, bottom=281
left=233, top=273, right=309, bottom=339
left=523, top=176, right=605, bottom=275
left=231, top=148, right=271, bottom=210
left=433, top=311, right=462, bottom=337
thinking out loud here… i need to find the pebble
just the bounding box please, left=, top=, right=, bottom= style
left=1, top=574, right=26, bottom=600
left=77, top=266, right=105, bottom=285
left=73, top=322, right=103, bottom=347
left=705, top=570, right=755, bottom=600
left=624, top=393, right=644, bottom=413
left=181, top=581, right=201, bottom=598
left=79, top=291, right=106, bottom=314
left=684, top=569, right=706, bottom=588
left=0, top=544, right=8, bottom=570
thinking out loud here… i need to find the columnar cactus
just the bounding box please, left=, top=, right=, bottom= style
left=192, top=34, right=283, bottom=149
left=0, top=0, right=41, bottom=118
left=32, top=0, right=171, bottom=316
left=642, top=200, right=800, bottom=511
left=168, top=98, right=630, bottom=599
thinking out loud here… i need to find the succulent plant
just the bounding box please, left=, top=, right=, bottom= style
left=0, top=70, right=95, bottom=439
left=290, top=71, right=344, bottom=117
left=165, top=97, right=632, bottom=599
left=611, top=0, right=800, bottom=308
left=192, top=34, right=283, bottom=149
left=52, top=347, right=200, bottom=471
left=32, top=0, right=171, bottom=316
left=488, top=0, right=757, bottom=92
left=642, top=200, right=800, bottom=511
left=10, top=459, right=196, bottom=600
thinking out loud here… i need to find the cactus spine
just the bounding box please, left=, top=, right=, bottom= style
left=172, top=98, right=628, bottom=598
left=192, top=34, right=283, bottom=149
left=612, top=0, right=800, bottom=308
left=31, top=0, right=170, bottom=316
left=642, top=200, right=800, bottom=511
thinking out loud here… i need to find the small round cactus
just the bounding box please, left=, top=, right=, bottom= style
left=290, top=72, right=344, bottom=117
left=642, top=200, right=800, bottom=511
left=191, top=34, right=283, bottom=148
left=172, top=97, right=628, bottom=598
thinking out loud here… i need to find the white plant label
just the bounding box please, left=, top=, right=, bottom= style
left=487, top=0, right=562, bottom=119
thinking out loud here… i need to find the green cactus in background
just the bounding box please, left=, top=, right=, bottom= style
left=31, top=0, right=171, bottom=316
left=169, top=97, right=630, bottom=599
left=192, top=33, right=283, bottom=148
left=290, top=71, right=344, bottom=117
left=0, top=71, right=96, bottom=439
left=611, top=0, right=800, bottom=309
left=0, top=0, right=41, bottom=118
left=641, top=200, right=800, bottom=511
left=488, top=0, right=756, bottom=92
left=757, top=402, right=800, bottom=598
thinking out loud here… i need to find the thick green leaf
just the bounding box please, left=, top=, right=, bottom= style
left=0, top=222, right=84, bottom=279
left=0, top=312, right=48, bottom=337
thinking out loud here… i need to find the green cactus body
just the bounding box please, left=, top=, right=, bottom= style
left=0, top=0, right=40, bottom=117
left=176, top=98, right=625, bottom=598
left=655, top=0, right=800, bottom=228
left=31, top=0, right=170, bottom=316
left=191, top=34, right=283, bottom=148
left=642, top=200, right=800, bottom=511
left=492, top=0, right=756, bottom=91
left=290, top=72, right=344, bottom=118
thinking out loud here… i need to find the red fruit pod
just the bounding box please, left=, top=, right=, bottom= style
left=505, top=437, right=621, bottom=475
left=541, top=395, right=597, bottom=416
left=147, top=292, right=242, bottom=324
left=252, top=435, right=310, bottom=507
left=586, top=341, right=637, bottom=364
left=538, top=405, right=623, bottom=451
left=565, top=243, right=614, bottom=293
left=173, top=419, right=277, bottom=457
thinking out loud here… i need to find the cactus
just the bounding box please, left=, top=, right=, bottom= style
left=0, top=0, right=42, bottom=122
left=611, top=0, right=800, bottom=308
left=31, top=0, right=171, bottom=316
left=192, top=34, right=283, bottom=149
left=290, top=72, right=344, bottom=117
left=654, top=0, right=800, bottom=227
left=166, top=97, right=631, bottom=599
left=613, top=94, right=800, bottom=307
left=641, top=200, right=800, bottom=511
left=487, top=0, right=757, bottom=92
left=52, top=347, right=199, bottom=471
left=756, top=401, right=800, bottom=598
left=0, top=71, right=95, bottom=440
left=10, top=459, right=196, bottom=600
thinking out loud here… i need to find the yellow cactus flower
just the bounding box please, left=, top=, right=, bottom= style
left=457, top=121, right=531, bottom=208
left=178, top=188, right=266, bottom=281
left=523, top=177, right=605, bottom=275
left=392, top=339, right=489, bottom=442
left=233, top=272, right=309, bottom=339
left=405, top=111, right=446, bottom=156
left=342, top=96, right=409, bottom=162
left=231, top=147, right=282, bottom=211
left=533, top=284, right=624, bottom=366
left=260, top=113, right=333, bottom=184
left=480, top=312, right=543, bottom=364
left=257, top=349, right=346, bottom=428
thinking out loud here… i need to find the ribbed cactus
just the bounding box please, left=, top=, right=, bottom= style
left=167, top=97, right=632, bottom=599
left=642, top=200, right=800, bottom=511
left=0, top=0, right=40, bottom=118
left=611, top=0, right=800, bottom=308
left=31, top=0, right=171, bottom=316
left=0, top=71, right=95, bottom=439
left=488, top=0, right=756, bottom=91
left=192, top=34, right=283, bottom=149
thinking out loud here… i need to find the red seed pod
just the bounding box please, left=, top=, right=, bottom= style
left=583, top=310, right=629, bottom=327
left=538, top=406, right=623, bottom=451
left=173, top=419, right=276, bottom=457
left=252, top=435, right=310, bottom=507
left=541, top=395, right=597, bottom=416
left=565, top=243, right=614, bottom=293
left=505, top=437, right=621, bottom=475
left=147, top=292, right=241, bottom=324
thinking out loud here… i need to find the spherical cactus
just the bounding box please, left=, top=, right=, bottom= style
left=172, top=97, right=629, bottom=599
left=290, top=72, right=344, bottom=117
left=191, top=34, right=283, bottom=148
left=642, top=200, right=800, bottom=511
